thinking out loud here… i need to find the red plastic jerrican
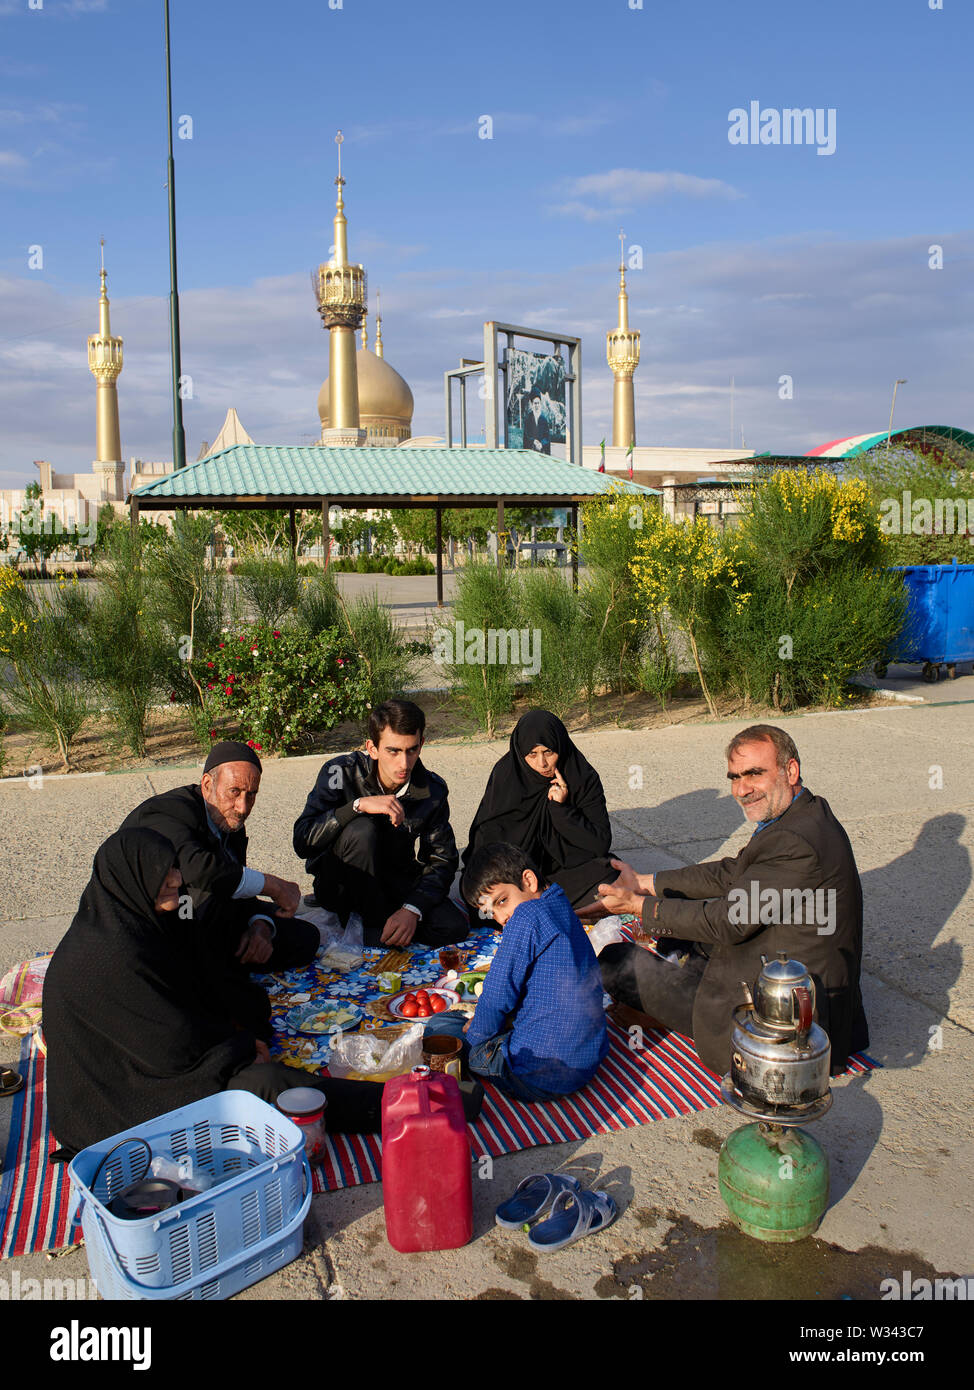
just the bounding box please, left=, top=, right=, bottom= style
left=381, top=1066, right=473, bottom=1253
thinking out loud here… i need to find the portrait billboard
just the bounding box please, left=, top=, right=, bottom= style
left=505, top=348, right=567, bottom=454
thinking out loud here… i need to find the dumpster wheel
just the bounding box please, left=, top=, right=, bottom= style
left=947, top=663, right=957, bottom=679
left=922, top=662, right=940, bottom=683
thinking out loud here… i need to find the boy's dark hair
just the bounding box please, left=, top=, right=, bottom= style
left=463, top=841, right=543, bottom=909
left=368, top=699, right=425, bottom=747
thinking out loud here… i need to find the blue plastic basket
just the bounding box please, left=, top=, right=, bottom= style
left=67, top=1091, right=312, bottom=1301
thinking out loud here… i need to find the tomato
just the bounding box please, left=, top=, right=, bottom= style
left=404, top=992, right=416, bottom=1002
left=400, top=1000, right=419, bottom=1017
left=415, top=990, right=430, bottom=1002
left=416, top=1006, right=431, bottom=1018
left=429, top=994, right=447, bottom=1013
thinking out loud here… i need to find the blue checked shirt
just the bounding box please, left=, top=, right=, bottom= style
left=466, top=884, right=609, bottom=1095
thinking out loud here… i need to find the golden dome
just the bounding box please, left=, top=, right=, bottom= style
left=318, top=346, right=413, bottom=444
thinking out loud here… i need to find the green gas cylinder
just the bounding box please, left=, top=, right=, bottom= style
left=718, top=1121, right=829, bottom=1243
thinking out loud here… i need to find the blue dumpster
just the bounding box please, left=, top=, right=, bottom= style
left=883, top=563, right=974, bottom=681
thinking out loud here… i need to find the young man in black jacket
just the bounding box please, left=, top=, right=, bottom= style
left=293, top=700, right=468, bottom=948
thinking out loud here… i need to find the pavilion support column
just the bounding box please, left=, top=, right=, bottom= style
left=321, top=500, right=330, bottom=568
left=435, top=506, right=444, bottom=608
left=496, top=498, right=505, bottom=573
left=571, top=503, right=578, bottom=593
left=130, top=497, right=139, bottom=537
left=289, top=507, right=297, bottom=564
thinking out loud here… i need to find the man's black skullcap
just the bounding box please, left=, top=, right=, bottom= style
left=203, top=740, right=263, bottom=776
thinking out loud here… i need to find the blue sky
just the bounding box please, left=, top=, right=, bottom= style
left=1, top=0, right=972, bottom=484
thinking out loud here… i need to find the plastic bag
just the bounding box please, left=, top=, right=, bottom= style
left=0, top=955, right=50, bottom=1008
left=585, top=915, right=627, bottom=957
left=150, top=1154, right=214, bottom=1195
left=328, top=1022, right=424, bottom=1080
left=316, top=911, right=365, bottom=975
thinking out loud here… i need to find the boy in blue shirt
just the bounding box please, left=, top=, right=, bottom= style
left=424, top=843, right=609, bottom=1101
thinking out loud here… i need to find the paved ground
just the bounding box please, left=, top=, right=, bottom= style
left=2, top=696, right=973, bottom=1300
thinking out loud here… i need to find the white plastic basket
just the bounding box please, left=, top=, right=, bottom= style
left=67, top=1091, right=312, bottom=1301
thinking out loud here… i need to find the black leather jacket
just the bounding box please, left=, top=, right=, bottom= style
left=292, top=752, right=459, bottom=915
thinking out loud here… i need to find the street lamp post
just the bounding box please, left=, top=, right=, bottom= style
left=164, top=0, right=187, bottom=471
left=886, top=378, right=907, bottom=459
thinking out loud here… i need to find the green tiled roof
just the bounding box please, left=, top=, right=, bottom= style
left=130, top=445, right=658, bottom=502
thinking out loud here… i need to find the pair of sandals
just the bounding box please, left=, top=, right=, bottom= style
left=1, top=1066, right=24, bottom=1098
left=495, top=1172, right=616, bottom=1251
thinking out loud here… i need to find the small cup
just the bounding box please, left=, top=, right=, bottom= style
left=438, top=947, right=462, bottom=974
left=421, top=1034, right=463, bottom=1080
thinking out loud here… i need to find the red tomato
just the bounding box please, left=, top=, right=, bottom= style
left=429, top=994, right=447, bottom=1013
left=400, top=1000, right=419, bottom=1018
left=415, top=990, right=430, bottom=1001
left=416, top=1006, right=431, bottom=1018
left=403, top=992, right=416, bottom=1003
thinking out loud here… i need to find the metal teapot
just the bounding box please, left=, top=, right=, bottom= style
left=727, top=953, right=832, bottom=1115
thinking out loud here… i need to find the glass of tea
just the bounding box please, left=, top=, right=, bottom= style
left=438, top=946, right=461, bottom=974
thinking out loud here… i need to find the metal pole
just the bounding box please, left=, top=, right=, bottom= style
left=321, top=499, right=330, bottom=568
left=460, top=376, right=467, bottom=448
left=886, top=379, right=907, bottom=458
left=289, top=507, right=297, bottom=563
left=496, top=498, right=505, bottom=573
left=483, top=322, right=498, bottom=448
left=164, top=0, right=187, bottom=471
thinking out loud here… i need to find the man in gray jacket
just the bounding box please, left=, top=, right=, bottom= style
left=594, top=725, right=868, bottom=1076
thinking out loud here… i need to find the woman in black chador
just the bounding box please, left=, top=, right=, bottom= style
left=44, top=827, right=390, bottom=1156
left=462, top=709, right=619, bottom=911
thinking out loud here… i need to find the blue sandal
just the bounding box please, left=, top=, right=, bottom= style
left=527, top=1187, right=617, bottom=1251
left=494, top=1172, right=582, bottom=1229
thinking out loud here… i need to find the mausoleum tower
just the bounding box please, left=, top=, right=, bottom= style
left=87, top=240, right=125, bottom=500
left=606, top=231, right=640, bottom=448
left=314, top=131, right=367, bottom=446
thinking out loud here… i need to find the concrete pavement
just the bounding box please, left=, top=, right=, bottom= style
left=1, top=700, right=973, bottom=1299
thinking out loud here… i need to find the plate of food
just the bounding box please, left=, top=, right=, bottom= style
left=285, top=1001, right=364, bottom=1036
left=435, top=971, right=486, bottom=1001
left=386, top=987, right=459, bottom=1021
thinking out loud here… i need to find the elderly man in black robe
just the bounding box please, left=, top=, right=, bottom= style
left=120, top=742, right=318, bottom=1025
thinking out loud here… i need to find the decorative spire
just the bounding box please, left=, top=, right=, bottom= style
left=606, top=228, right=640, bottom=448
left=88, top=240, right=124, bottom=489
left=332, top=129, right=349, bottom=267
left=617, top=228, right=630, bottom=333
left=375, top=288, right=384, bottom=358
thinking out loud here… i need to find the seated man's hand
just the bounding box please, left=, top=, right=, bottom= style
left=609, top=858, right=654, bottom=897
left=254, top=1038, right=272, bottom=1065
left=594, top=875, right=645, bottom=920
left=236, top=919, right=275, bottom=965
left=358, top=794, right=405, bottom=827
left=262, top=874, right=302, bottom=918
left=381, top=906, right=419, bottom=947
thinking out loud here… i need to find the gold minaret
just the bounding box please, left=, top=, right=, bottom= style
left=314, top=131, right=367, bottom=446
left=375, top=289, right=384, bottom=358
left=606, top=229, right=640, bottom=448
left=87, top=240, right=125, bottom=500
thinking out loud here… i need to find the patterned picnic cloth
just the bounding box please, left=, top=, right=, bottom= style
left=0, top=926, right=879, bottom=1257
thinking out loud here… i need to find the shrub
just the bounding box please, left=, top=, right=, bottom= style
left=83, top=528, right=171, bottom=758
left=236, top=557, right=303, bottom=628
left=519, top=567, right=592, bottom=721
left=148, top=512, right=237, bottom=707
left=847, top=444, right=974, bottom=565
left=197, top=625, right=370, bottom=753
left=578, top=485, right=658, bottom=693
left=438, top=560, right=523, bottom=736
left=339, top=591, right=419, bottom=706
left=296, top=568, right=344, bottom=640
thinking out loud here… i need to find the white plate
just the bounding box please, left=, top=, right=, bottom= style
left=386, top=987, right=460, bottom=1021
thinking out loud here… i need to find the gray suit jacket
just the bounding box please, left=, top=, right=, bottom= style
left=650, top=789, right=868, bottom=1075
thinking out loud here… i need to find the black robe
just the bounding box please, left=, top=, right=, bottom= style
left=461, top=709, right=617, bottom=908
left=44, top=828, right=256, bottom=1156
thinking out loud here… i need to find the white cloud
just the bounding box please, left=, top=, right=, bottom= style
left=2, top=231, right=971, bottom=485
